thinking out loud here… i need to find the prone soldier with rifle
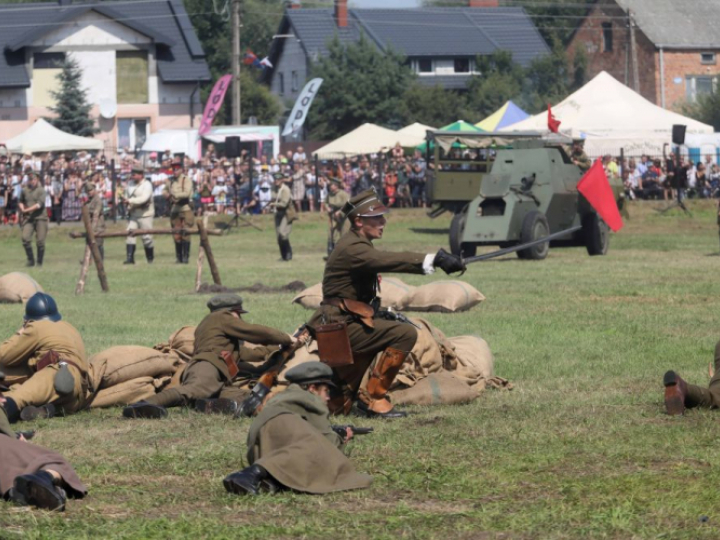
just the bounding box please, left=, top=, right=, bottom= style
left=165, top=157, right=195, bottom=264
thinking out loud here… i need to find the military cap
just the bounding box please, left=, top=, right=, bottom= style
left=572, top=137, right=585, bottom=145
left=171, top=158, right=183, bottom=168
left=327, top=176, right=343, bottom=187
left=83, top=181, right=96, bottom=193
left=273, top=172, right=285, bottom=181
left=207, top=293, right=248, bottom=313
left=342, top=188, right=389, bottom=219
left=284, top=361, right=336, bottom=388
left=131, top=164, right=145, bottom=175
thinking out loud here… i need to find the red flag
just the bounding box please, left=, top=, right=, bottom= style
left=577, top=159, right=624, bottom=232
left=547, top=104, right=561, bottom=133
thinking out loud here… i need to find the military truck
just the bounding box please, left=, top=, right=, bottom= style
left=425, top=132, right=623, bottom=260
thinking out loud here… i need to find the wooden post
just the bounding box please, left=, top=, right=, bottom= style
left=81, top=205, right=109, bottom=292
left=75, top=246, right=92, bottom=296
left=197, top=220, right=221, bottom=286
left=195, top=246, right=205, bottom=292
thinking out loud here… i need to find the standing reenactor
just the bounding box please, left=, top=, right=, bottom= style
left=18, top=171, right=48, bottom=267
left=271, top=172, right=296, bottom=262
left=165, top=158, right=195, bottom=264
left=325, top=177, right=350, bottom=256
left=570, top=138, right=591, bottom=172
left=0, top=293, right=88, bottom=423
left=309, top=189, right=465, bottom=418
left=122, top=294, right=292, bottom=419
left=223, top=362, right=372, bottom=496
left=83, top=179, right=105, bottom=260
left=122, top=165, right=154, bottom=265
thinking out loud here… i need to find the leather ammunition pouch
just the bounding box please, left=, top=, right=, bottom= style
left=315, top=322, right=354, bottom=368
left=322, top=297, right=375, bottom=328
left=220, top=351, right=239, bottom=379
left=35, top=350, right=88, bottom=395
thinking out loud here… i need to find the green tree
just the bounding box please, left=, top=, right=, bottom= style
left=307, top=34, right=415, bottom=139
left=240, top=70, right=282, bottom=124
left=682, top=84, right=720, bottom=131
left=521, top=41, right=571, bottom=112
left=402, top=83, right=467, bottom=128
left=463, top=50, right=524, bottom=120
left=47, top=56, right=98, bottom=137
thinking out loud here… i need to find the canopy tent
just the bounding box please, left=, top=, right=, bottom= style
left=397, top=122, right=436, bottom=140
left=314, top=123, right=424, bottom=159
left=141, top=129, right=201, bottom=161
left=476, top=101, right=529, bottom=132
left=500, top=71, right=713, bottom=156
left=416, top=120, right=484, bottom=153
left=5, top=119, right=103, bottom=154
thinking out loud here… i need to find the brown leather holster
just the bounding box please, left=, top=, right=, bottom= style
left=220, top=351, right=239, bottom=379
left=315, top=322, right=353, bottom=367
left=359, top=347, right=408, bottom=413
left=322, top=297, right=375, bottom=328
left=35, top=350, right=84, bottom=377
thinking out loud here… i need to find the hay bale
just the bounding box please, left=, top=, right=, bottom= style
left=0, top=272, right=43, bottom=304
left=405, top=280, right=485, bottom=313
left=89, top=346, right=183, bottom=390
left=390, top=372, right=478, bottom=406
left=447, top=335, right=494, bottom=385
left=291, top=283, right=323, bottom=310
left=379, top=277, right=415, bottom=310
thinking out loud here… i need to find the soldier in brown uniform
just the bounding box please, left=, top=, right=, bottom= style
left=224, top=361, right=372, bottom=496
left=122, top=294, right=293, bottom=419
left=664, top=340, right=720, bottom=415
left=270, top=172, right=296, bottom=261
left=570, top=138, right=591, bottom=172
left=165, top=159, right=195, bottom=264
left=309, top=189, right=465, bottom=419
left=83, top=180, right=105, bottom=260
left=325, top=177, right=350, bottom=256
left=0, top=293, right=88, bottom=423
left=19, top=171, right=48, bottom=267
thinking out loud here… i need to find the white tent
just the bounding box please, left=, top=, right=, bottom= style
left=141, top=129, right=200, bottom=161
left=397, top=122, right=436, bottom=141
left=314, top=123, right=425, bottom=159
left=501, top=71, right=714, bottom=155
left=5, top=119, right=104, bottom=154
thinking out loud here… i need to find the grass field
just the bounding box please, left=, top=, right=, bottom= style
left=2, top=201, right=720, bottom=540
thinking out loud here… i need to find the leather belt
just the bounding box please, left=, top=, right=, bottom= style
left=322, top=297, right=375, bottom=328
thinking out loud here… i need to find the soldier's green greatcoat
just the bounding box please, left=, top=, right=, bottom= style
left=326, top=189, right=350, bottom=245
left=273, top=182, right=295, bottom=241
left=246, top=384, right=372, bottom=493
left=166, top=174, right=195, bottom=241
left=20, top=184, right=48, bottom=249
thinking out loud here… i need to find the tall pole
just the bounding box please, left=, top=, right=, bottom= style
left=629, top=10, right=640, bottom=93
left=232, top=0, right=241, bottom=125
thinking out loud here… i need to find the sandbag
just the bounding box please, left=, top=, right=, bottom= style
left=0, top=272, right=43, bottom=304
left=389, top=372, right=478, bottom=406
left=90, top=376, right=170, bottom=408
left=89, top=346, right=183, bottom=390
left=378, top=277, right=415, bottom=310
left=447, top=335, right=494, bottom=385
left=291, top=283, right=323, bottom=310
left=405, top=280, right=485, bottom=313
left=164, top=326, right=196, bottom=361
left=395, top=318, right=443, bottom=387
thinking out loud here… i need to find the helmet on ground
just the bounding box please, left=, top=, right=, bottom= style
left=24, top=292, right=62, bottom=322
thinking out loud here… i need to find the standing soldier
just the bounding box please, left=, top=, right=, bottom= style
left=122, top=165, right=154, bottom=265
left=83, top=178, right=105, bottom=260
left=309, top=189, right=466, bottom=419
left=271, top=172, right=296, bottom=262
left=0, top=293, right=88, bottom=423
left=325, top=177, right=350, bottom=257
left=570, top=138, right=591, bottom=172
left=122, top=294, right=293, bottom=419
left=18, top=171, right=48, bottom=267
left=165, top=158, right=195, bottom=264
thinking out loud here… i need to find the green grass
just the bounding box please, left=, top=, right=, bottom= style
left=1, top=201, right=720, bottom=539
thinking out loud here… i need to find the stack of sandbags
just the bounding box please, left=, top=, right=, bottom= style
left=154, top=326, right=197, bottom=361
left=291, top=279, right=483, bottom=313
left=88, top=346, right=186, bottom=407
left=0, top=272, right=43, bottom=304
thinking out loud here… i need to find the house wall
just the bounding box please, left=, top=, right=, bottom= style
left=656, top=49, right=720, bottom=110
left=270, top=35, right=307, bottom=103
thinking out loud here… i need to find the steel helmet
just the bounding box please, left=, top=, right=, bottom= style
left=24, top=292, right=62, bottom=322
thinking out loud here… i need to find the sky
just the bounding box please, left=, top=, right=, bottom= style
left=351, top=0, right=422, bottom=7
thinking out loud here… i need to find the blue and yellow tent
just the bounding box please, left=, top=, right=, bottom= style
left=475, top=101, right=529, bottom=132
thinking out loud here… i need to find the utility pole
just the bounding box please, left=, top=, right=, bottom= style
left=231, top=0, right=241, bottom=125
left=629, top=10, right=640, bottom=93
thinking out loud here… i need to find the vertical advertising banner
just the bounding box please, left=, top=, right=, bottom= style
left=281, top=78, right=324, bottom=137
left=199, top=74, right=233, bottom=136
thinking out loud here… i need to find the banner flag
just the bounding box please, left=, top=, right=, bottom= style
left=281, top=78, right=323, bottom=137
left=199, top=74, right=232, bottom=136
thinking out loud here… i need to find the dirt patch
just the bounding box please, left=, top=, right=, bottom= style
left=196, top=281, right=306, bottom=294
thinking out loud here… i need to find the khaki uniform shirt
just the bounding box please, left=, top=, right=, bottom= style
left=0, top=320, right=88, bottom=375
left=20, top=185, right=48, bottom=222
left=191, top=309, right=292, bottom=380
left=327, top=190, right=349, bottom=214
left=166, top=174, right=194, bottom=214
left=571, top=149, right=591, bottom=172
left=127, top=179, right=154, bottom=219
left=86, top=192, right=106, bottom=234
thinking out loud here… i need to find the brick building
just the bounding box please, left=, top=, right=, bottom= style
left=567, top=0, right=720, bottom=111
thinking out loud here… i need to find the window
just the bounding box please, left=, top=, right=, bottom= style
left=602, top=22, right=613, bottom=52
left=686, top=76, right=716, bottom=102
left=454, top=58, right=470, bottom=73
left=32, top=52, right=65, bottom=108
left=417, top=59, right=432, bottom=73
left=116, top=51, right=148, bottom=104
left=291, top=71, right=299, bottom=92
left=278, top=72, right=284, bottom=95
left=701, top=52, right=716, bottom=65
left=118, top=118, right=149, bottom=151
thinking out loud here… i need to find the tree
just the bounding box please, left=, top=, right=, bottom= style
left=402, top=83, right=467, bottom=128
left=307, top=34, right=415, bottom=140
left=463, top=51, right=524, bottom=120
left=47, top=56, right=98, bottom=137
left=240, top=70, right=282, bottom=125
left=682, top=84, right=720, bottom=131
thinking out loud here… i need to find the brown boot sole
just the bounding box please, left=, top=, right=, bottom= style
left=663, top=371, right=686, bottom=416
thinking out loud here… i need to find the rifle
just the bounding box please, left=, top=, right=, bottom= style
left=326, top=214, right=335, bottom=255
left=331, top=425, right=374, bottom=438
left=238, top=325, right=310, bottom=417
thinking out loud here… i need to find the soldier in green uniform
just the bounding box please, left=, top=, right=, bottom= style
left=270, top=172, right=296, bottom=262
left=165, top=159, right=195, bottom=264
left=83, top=180, right=105, bottom=260
left=19, top=171, right=48, bottom=267
left=223, top=361, right=372, bottom=496
left=325, top=177, right=350, bottom=256
left=309, top=189, right=465, bottom=419
left=570, top=138, right=591, bottom=172
left=122, top=294, right=292, bottom=419
left=664, top=340, right=720, bottom=415
left=0, top=293, right=88, bottom=423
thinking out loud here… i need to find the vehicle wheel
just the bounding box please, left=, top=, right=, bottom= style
left=517, top=211, right=550, bottom=260
left=449, top=212, right=477, bottom=257
left=583, top=213, right=609, bottom=256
